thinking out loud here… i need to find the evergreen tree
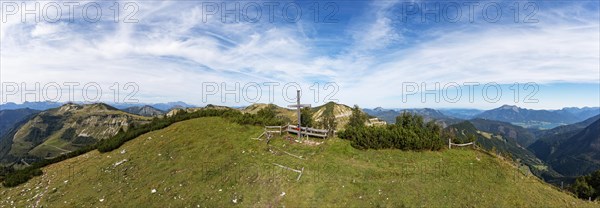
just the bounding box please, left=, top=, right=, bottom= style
left=348, top=105, right=367, bottom=128
left=339, top=112, right=444, bottom=151
left=257, top=104, right=277, bottom=119
left=320, top=113, right=337, bottom=137
left=300, top=107, right=313, bottom=127
left=570, top=170, right=600, bottom=200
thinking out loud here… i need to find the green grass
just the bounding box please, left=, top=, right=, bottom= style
left=0, top=117, right=595, bottom=207
left=4, top=104, right=152, bottom=162
left=477, top=130, right=492, bottom=139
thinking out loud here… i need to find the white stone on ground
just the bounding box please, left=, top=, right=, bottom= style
left=113, top=159, right=128, bottom=167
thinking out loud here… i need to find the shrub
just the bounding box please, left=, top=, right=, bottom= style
left=338, top=112, right=444, bottom=151
left=2, top=167, right=42, bottom=187
left=570, top=170, right=600, bottom=200
left=2, top=106, right=290, bottom=187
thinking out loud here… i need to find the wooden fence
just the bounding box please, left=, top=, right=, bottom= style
left=286, top=125, right=328, bottom=138
left=448, top=138, right=474, bottom=149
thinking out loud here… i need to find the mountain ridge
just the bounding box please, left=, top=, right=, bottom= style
left=0, top=103, right=151, bottom=166
left=475, top=105, right=599, bottom=129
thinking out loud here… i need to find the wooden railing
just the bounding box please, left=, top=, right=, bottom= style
left=253, top=125, right=329, bottom=140
left=265, top=126, right=283, bottom=135
left=286, top=125, right=328, bottom=138
left=448, top=138, right=474, bottom=149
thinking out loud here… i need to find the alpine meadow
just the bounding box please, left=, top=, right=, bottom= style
left=0, top=0, right=599, bottom=207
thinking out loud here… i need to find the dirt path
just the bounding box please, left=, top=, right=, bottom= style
left=43, top=144, right=71, bottom=153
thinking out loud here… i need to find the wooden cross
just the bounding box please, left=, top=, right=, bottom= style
left=288, top=90, right=311, bottom=140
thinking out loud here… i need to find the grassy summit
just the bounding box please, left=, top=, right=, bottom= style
left=0, top=117, right=594, bottom=207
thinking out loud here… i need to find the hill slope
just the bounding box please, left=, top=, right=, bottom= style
left=0, top=108, right=40, bottom=137
left=470, top=118, right=537, bottom=147
left=0, top=103, right=150, bottom=165
left=243, top=102, right=355, bottom=130
left=528, top=115, right=600, bottom=161
left=0, top=117, right=592, bottom=207
left=546, top=118, right=600, bottom=177
left=122, top=105, right=165, bottom=117
left=311, top=102, right=353, bottom=129
left=446, top=121, right=558, bottom=179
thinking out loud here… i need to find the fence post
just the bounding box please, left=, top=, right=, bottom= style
left=448, top=138, right=451, bottom=149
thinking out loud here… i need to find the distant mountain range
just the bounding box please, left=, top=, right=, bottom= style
left=438, top=108, right=484, bottom=119
left=363, top=107, right=461, bottom=127
left=362, top=107, right=399, bottom=123
left=1, top=101, right=196, bottom=112
left=113, top=101, right=196, bottom=111
left=364, top=105, right=599, bottom=130
left=560, top=107, right=600, bottom=121
left=122, top=105, right=165, bottom=117
left=0, top=101, right=62, bottom=111
left=475, top=105, right=599, bottom=129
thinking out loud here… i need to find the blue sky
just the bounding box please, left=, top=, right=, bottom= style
left=0, top=0, right=598, bottom=109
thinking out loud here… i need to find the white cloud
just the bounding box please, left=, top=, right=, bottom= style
left=0, top=1, right=598, bottom=109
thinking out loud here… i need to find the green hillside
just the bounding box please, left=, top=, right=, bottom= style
left=0, top=108, right=40, bottom=137
left=243, top=102, right=355, bottom=130
left=0, top=103, right=150, bottom=166
left=446, top=121, right=561, bottom=180
left=546, top=119, right=600, bottom=177
left=0, top=117, right=594, bottom=207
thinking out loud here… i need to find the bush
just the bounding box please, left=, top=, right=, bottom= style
left=570, top=170, right=600, bottom=200
left=300, top=107, right=313, bottom=127
left=338, top=112, right=444, bottom=151
left=98, top=108, right=242, bottom=152
left=232, top=105, right=288, bottom=126
left=2, top=106, right=290, bottom=187
left=347, top=105, right=367, bottom=128
left=2, top=167, right=42, bottom=187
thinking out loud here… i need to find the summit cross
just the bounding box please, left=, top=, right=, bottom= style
left=287, top=90, right=311, bottom=140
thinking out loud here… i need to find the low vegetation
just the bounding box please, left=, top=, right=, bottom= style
left=570, top=170, right=600, bottom=201
left=232, top=104, right=290, bottom=126
left=339, top=110, right=445, bottom=151
left=1, top=106, right=288, bottom=187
